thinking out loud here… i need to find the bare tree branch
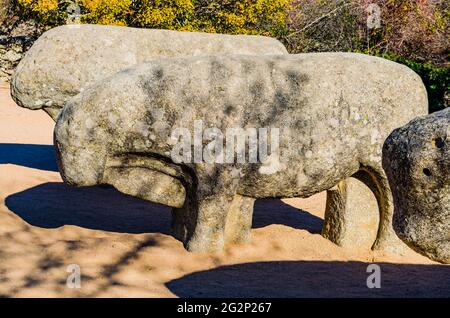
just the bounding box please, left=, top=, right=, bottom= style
left=287, top=1, right=353, bottom=37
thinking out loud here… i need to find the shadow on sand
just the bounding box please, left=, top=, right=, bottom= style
left=2, top=143, right=323, bottom=234
left=253, top=199, right=323, bottom=233
left=166, top=261, right=450, bottom=298
left=5, top=183, right=323, bottom=235
left=0, top=143, right=58, bottom=171
left=3, top=146, right=448, bottom=297
left=5, top=182, right=173, bottom=234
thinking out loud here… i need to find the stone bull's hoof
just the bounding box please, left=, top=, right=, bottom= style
left=11, top=24, right=287, bottom=121
left=54, top=53, right=427, bottom=252
left=383, top=108, right=450, bottom=264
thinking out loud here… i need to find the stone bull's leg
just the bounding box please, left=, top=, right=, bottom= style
left=322, top=180, right=346, bottom=245
left=357, top=166, right=408, bottom=253
left=322, top=177, right=379, bottom=249
left=322, top=167, right=409, bottom=253
left=172, top=193, right=255, bottom=250
left=171, top=207, right=192, bottom=245
left=171, top=166, right=241, bottom=252
left=224, top=194, right=255, bottom=245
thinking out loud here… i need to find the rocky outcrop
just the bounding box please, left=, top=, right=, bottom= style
left=54, top=53, right=428, bottom=252
left=383, top=108, right=450, bottom=264
left=0, top=16, right=42, bottom=82
left=0, top=35, right=33, bottom=82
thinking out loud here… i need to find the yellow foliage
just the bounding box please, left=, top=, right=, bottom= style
left=81, top=0, right=131, bottom=25
left=18, top=0, right=58, bottom=15
left=134, top=0, right=194, bottom=30
left=14, top=0, right=291, bottom=37
left=17, top=0, right=291, bottom=36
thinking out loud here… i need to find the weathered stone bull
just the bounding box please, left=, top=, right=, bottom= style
left=10, top=24, right=287, bottom=120
left=383, top=108, right=449, bottom=264
left=55, top=53, right=428, bottom=252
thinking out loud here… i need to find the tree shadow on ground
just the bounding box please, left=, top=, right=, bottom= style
left=166, top=261, right=450, bottom=298
left=5, top=183, right=323, bottom=235
left=0, top=143, right=58, bottom=171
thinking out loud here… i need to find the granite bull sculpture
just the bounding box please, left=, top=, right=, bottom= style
left=54, top=53, right=428, bottom=252
left=11, top=24, right=287, bottom=120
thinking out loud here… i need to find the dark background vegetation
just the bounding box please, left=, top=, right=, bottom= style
left=1, top=0, right=448, bottom=112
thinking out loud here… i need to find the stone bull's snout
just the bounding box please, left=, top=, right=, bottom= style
left=53, top=113, right=108, bottom=187
left=54, top=132, right=106, bottom=187
left=54, top=110, right=187, bottom=208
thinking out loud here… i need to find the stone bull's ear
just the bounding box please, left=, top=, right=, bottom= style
left=102, top=153, right=189, bottom=208
left=103, top=165, right=186, bottom=208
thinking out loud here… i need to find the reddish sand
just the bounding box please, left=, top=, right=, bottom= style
left=0, top=82, right=448, bottom=297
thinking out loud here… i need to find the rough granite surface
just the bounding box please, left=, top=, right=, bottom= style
left=383, top=108, right=449, bottom=263
left=10, top=24, right=287, bottom=120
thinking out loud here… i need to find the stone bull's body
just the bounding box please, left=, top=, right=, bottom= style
left=55, top=53, right=428, bottom=252
left=11, top=24, right=287, bottom=120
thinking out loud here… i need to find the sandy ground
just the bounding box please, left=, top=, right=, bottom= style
left=0, top=81, right=449, bottom=298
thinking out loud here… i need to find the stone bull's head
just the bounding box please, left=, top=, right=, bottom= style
left=383, top=108, right=450, bottom=264
left=54, top=88, right=188, bottom=209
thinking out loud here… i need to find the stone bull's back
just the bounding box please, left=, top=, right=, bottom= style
left=11, top=24, right=288, bottom=119
left=124, top=52, right=426, bottom=129
left=166, top=53, right=427, bottom=198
